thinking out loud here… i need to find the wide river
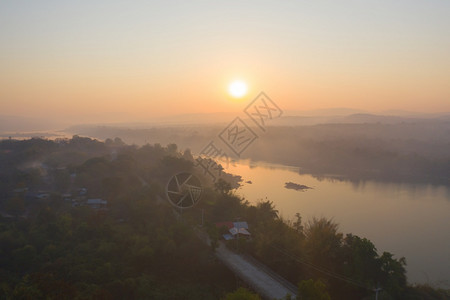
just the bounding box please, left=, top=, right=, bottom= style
left=225, top=160, right=450, bottom=288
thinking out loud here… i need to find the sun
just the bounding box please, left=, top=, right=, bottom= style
left=228, top=80, right=248, bottom=98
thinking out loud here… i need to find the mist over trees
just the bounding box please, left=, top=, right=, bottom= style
left=0, top=137, right=235, bottom=299
left=66, top=118, right=450, bottom=185
left=1, top=137, right=448, bottom=299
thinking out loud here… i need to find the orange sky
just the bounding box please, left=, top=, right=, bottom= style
left=1, top=1, right=449, bottom=123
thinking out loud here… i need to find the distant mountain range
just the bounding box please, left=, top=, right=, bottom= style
left=270, top=112, right=450, bottom=126
left=1, top=109, right=449, bottom=135
left=286, top=108, right=369, bottom=117
left=0, top=115, right=69, bottom=133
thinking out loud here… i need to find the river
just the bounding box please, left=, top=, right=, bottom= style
left=225, top=160, right=450, bottom=288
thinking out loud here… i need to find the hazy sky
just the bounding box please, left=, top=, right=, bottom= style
left=1, top=1, right=449, bottom=123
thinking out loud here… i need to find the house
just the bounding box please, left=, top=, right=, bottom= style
left=13, top=187, right=28, bottom=193
left=233, top=221, right=249, bottom=230
left=216, top=221, right=251, bottom=240
left=36, top=193, right=50, bottom=200
left=79, top=188, right=87, bottom=196
left=62, top=193, right=72, bottom=202
left=85, top=198, right=107, bottom=209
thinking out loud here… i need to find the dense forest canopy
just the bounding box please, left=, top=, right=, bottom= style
left=0, top=137, right=448, bottom=299
left=65, top=120, right=450, bottom=185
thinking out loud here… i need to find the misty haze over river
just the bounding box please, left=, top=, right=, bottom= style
left=2, top=116, right=449, bottom=289
left=226, top=160, right=450, bottom=288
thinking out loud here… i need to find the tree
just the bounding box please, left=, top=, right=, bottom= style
left=113, top=137, right=125, bottom=146
left=224, top=287, right=261, bottom=300
left=214, top=178, right=232, bottom=195
left=292, top=212, right=304, bottom=236
left=379, top=252, right=407, bottom=297
left=167, top=143, right=178, bottom=155
left=183, top=149, right=193, bottom=161
left=297, top=279, right=330, bottom=300
left=303, top=217, right=343, bottom=269
left=206, top=223, right=219, bottom=251
left=5, top=195, right=25, bottom=216
left=342, top=234, right=380, bottom=285
left=255, top=200, right=278, bottom=222
left=12, top=275, right=43, bottom=299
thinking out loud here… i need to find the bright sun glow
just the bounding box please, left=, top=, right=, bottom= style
left=228, top=80, right=248, bottom=98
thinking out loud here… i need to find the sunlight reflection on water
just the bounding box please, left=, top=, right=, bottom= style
left=225, top=160, right=450, bottom=287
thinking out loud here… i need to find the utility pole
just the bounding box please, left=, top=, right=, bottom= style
left=235, top=217, right=241, bottom=252
left=374, top=286, right=382, bottom=300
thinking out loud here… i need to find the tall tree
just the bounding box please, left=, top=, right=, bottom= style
left=297, top=279, right=331, bottom=300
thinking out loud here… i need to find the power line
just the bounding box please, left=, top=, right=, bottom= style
left=269, top=244, right=372, bottom=290
left=189, top=206, right=378, bottom=292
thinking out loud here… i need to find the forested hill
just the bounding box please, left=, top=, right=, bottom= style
left=65, top=120, right=450, bottom=185
left=0, top=137, right=448, bottom=299
left=0, top=136, right=237, bottom=299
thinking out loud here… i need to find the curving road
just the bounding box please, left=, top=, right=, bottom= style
left=195, top=228, right=297, bottom=299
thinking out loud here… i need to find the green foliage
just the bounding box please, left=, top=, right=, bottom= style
left=224, top=287, right=261, bottom=300
left=304, top=217, right=343, bottom=270
left=298, top=279, right=331, bottom=300
left=212, top=193, right=244, bottom=221
left=255, top=200, right=279, bottom=222
left=1, top=137, right=447, bottom=300
left=342, top=234, right=380, bottom=286
left=5, top=195, right=25, bottom=216
left=404, top=284, right=450, bottom=299
left=292, top=212, right=304, bottom=236
left=206, top=222, right=220, bottom=251
left=215, top=178, right=232, bottom=195
left=379, top=252, right=407, bottom=297
left=0, top=138, right=235, bottom=299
